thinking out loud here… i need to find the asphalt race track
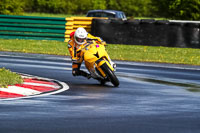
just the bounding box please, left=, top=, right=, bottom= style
left=0, top=52, right=200, bottom=133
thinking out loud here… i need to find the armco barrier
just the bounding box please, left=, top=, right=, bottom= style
left=64, top=17, right=106, bottom=42
left=91, top=19, right=200, bottom=48
left=65, top=17, right=93, bottom=42
left=0, top=15, right=66, bottom=41
left=0, top=15, right=95, bottom=42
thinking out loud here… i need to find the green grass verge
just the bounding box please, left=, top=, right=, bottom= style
left=23, top=12, right=166, bottom=20
left=0, top=68, right=23, bottom=88
left=23, top=12, right=84, bottom=18
left=0, top=39, right=200, bottom=66
left=0, top=39, right=68, bottom=55
left=107, top=44, right=200, bottom=65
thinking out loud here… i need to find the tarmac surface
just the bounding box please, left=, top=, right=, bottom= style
left=0, top=52, right=200, bottom=133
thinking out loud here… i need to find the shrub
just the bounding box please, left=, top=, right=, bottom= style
left=0, top=0, right=25, bottom=15
left=151, top=0, right=200, bottom=20
left=0, top=68, right=23, bottom=88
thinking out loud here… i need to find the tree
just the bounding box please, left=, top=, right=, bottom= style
left=169, top=0, right=200, bottom=20
left=106, top=0, right=152, bottom=17
left=92, top=0, right=107, bottom=10
left=0, top=0, right=25, bottom=15
left=151, top=0, right=200, bottom=20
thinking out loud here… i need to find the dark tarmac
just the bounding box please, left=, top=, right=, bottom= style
left=0, top=52, right=200, bottom=133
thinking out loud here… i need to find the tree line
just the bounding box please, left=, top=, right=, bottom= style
left=0, top=0, right=199, bottom=20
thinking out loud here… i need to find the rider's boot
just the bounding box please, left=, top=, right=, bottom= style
left=79, top=70, right=91, bottom=79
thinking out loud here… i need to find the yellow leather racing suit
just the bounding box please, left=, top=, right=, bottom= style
left=68, top=32, right=106, bottom=77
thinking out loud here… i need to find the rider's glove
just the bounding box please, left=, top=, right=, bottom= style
left=101, top=41, right=107, bottom=46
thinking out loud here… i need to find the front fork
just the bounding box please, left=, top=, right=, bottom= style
left=95, top=58, right=114, bottom=78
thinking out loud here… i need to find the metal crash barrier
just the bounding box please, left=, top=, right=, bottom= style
left=0, top=15, right=96, bottom=42
left=64, top=17, right=93, bottom=42
left=0, top=15, right=66, bottom=41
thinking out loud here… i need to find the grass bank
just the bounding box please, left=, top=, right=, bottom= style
left=0, top=39, right=68, bottom=55
left=107, top=44, right=200, bottom=65
left=23, top=12, right=84, bottom=18
left=0, top=39, right=200, bottom=66
left=0, top=68, right=23, bottom=88
left=23, top=12, right=167, bottom=20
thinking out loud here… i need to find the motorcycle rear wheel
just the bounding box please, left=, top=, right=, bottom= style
left=101, top=63, right=119, bottom=87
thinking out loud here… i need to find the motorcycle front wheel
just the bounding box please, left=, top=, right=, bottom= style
left=101, top=63, right=119, bottom=87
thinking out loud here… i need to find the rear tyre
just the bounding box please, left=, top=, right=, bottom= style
left=101, top=63, right=119, bottom=87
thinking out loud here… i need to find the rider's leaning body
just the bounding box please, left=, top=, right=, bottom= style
left=67, top=27, right=113, bottom=78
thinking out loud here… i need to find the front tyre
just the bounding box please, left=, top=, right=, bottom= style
left=101, top=63, right=119, bottom=87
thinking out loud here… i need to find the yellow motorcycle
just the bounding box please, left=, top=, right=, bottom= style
left=78, top=40, right=119, bottom=87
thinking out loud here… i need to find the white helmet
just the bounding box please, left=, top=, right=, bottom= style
left=74, top=27, right=88, bottom=45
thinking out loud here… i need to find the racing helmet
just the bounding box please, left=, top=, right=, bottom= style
left=74, top=27, right=88, bottom=45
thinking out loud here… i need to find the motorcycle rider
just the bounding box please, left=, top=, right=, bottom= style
left=67, top=27, right=115, bottom=78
